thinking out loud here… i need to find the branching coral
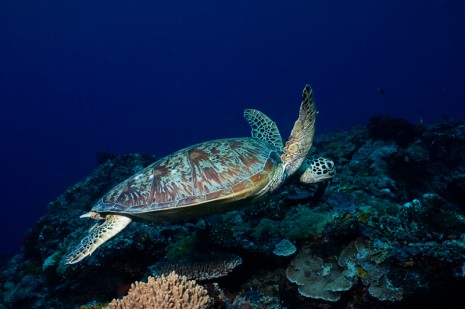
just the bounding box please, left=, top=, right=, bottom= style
left=107, top=271, right=210, bottom=309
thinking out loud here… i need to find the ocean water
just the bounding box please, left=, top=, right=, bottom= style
left=0, top=0, right=464, bottom=259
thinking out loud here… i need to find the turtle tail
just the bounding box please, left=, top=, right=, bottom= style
left=66, top=214, right=132, bottom=264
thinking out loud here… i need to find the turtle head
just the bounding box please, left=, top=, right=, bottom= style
left=299, top=157, right=336, bottom=183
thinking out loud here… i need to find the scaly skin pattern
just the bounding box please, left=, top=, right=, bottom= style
left=66, top=215, right=132, bottom=264
left=300, top=157, right=336, bottom=183
left=244, top=109, right=284, bottom=151
left=282, top=85, right=317, bottom=177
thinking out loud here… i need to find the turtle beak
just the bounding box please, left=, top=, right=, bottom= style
left=80, top=211, right=104, bottom=220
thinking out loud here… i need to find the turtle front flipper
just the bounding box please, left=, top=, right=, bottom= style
left=244, top=109, right=284, bottom=151
left=66, top=214, right=132, bottom=264
left=300, top=157, right=336, bottom=183
left=282, top=85, right=317, bottom=177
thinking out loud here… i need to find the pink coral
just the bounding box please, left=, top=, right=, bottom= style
left=107, top=271, right=210, bottom=309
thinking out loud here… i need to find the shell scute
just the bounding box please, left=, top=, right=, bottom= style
left=103, top=166, right=153, bottom=208
left=94, top=137, right=280, bottom=214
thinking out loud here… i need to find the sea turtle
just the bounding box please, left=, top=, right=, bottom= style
left=66, top=85, right=336, bottom=264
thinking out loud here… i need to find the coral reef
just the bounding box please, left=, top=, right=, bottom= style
left=337, top=238, right=403, bottom=302
left=286, top=249, right=353, bottom=301
left=108, top=271, right=210, bottom=309
left=2, top=119, right=465, bottom=308
left=367, top=115, right=421, bottom=147
left=272, top=239, right=296, bottom=256
left=252, top=205, right=331, bottom=241
left=148, top=251, right=242, bottom=281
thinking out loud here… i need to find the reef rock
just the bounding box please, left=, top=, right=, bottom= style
left=2, top=119, right=465, bottom=308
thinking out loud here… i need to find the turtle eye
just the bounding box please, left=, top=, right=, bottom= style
left=326, top=161, right=334, bottom=169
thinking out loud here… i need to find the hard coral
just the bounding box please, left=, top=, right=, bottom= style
left=273, top=239, right=296, bottom=256
left=149, top=252, right=242, bottom=281
left=338, top=239, right=403, bottom=302
left=286, top=249, right=353, bottom=302
left=287, top=239, right=404, bottom=303
left=368, top=274, right=403, bottom=302
left=107, top=271, right=210, bottom=309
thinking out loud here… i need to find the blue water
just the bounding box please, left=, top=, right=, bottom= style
left=0, top=0, right=464, bottom=255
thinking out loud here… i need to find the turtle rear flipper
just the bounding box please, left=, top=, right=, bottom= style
left=66, top=214, right=132, bottom=264
left=282, top=85, right=317, bottom=177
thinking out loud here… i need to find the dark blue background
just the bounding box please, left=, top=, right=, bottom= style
left=1, top=0, right=464, bottom=254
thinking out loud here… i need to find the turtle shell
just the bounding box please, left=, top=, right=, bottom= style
left=92, top=137, right=282, bottom=218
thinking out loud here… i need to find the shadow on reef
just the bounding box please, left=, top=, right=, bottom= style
left=2, top=117, right=465, bottom=308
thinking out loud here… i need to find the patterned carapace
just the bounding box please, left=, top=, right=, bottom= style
left=65, top=85, right=337, bottom=265
left=94, top=137, right=282, bottom=213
